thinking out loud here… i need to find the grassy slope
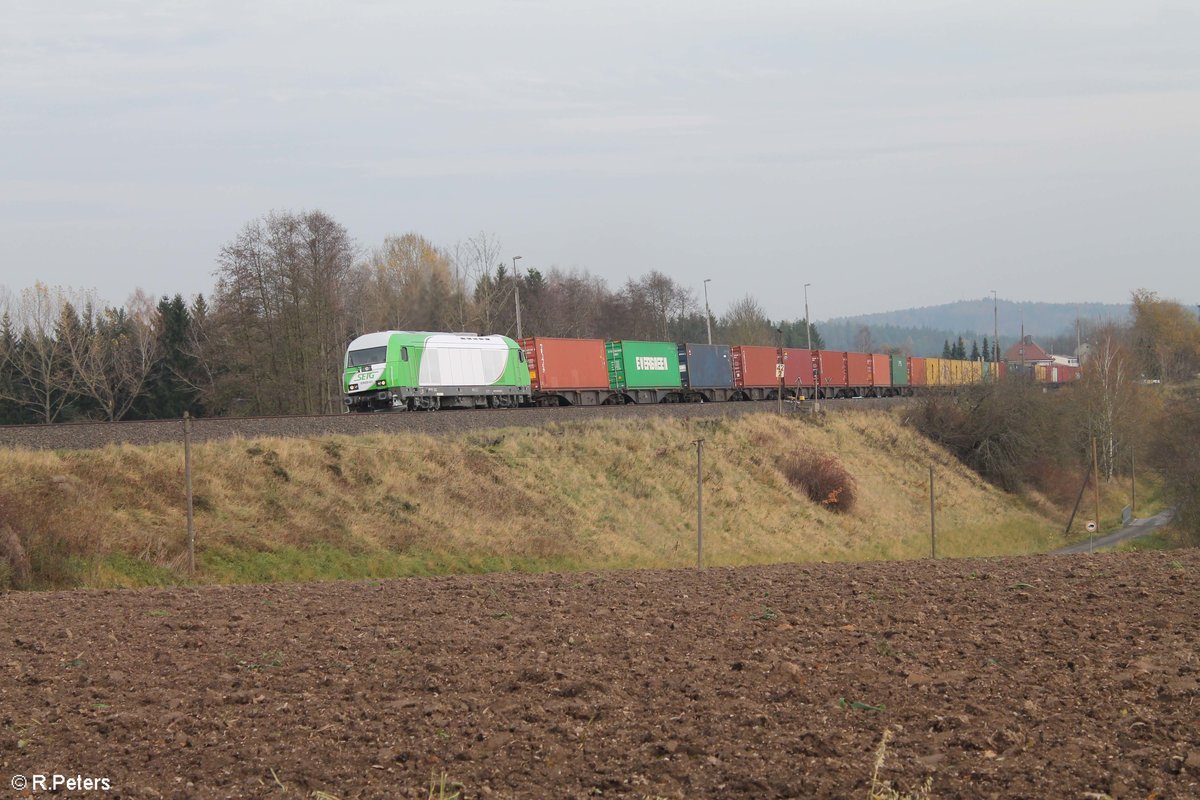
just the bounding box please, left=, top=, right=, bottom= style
left=0, top=410, right=1135, bottom=589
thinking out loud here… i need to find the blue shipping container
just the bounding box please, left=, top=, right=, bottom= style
left=678, top=343, right=735, bottom=388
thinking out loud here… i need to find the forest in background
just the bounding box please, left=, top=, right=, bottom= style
left=1, top=208, right=1196, bottom=424
left=0, top=210, right=820, bottom=423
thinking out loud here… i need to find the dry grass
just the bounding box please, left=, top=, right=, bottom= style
left=0, top=410, right=1077, bottom=589
left=869, top=728, right=934, bottom=800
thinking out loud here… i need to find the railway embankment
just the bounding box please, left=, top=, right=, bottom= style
left=0, top=408, right=1139, bottom=590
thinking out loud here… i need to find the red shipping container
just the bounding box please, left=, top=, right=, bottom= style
left=846, top=352, right=871, bottom=386
left=909, top=357, right=927, bottom=386
left=870, top=354, right=891, bottom=387
left=1057, top=365, right=1079, bottom=382
left=521, top=337, right=609, bottom=391
left=815, top=350, right=847, bottom=387
left=783, top=348, right=817, bottom=387
left=732, top=345, right=782, bottom=387
left=996, top=361, right=1007, bottom=380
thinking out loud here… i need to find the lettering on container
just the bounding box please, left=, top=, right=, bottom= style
left=634, top=356, right=669, bottom=371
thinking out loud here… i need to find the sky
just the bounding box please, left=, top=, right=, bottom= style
left=2, top=0, right=1198, bottom=321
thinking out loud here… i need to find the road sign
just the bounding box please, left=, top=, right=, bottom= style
left=776, top=364, right=785, bottom=379
left=1086, top=521, right=1097, bottom=533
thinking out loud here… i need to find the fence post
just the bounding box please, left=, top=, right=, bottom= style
left=929, top=465, right=936, bottom=559
left=695, top=438, right=704, bottom=569
left=184, top=412, right=195, bottom=577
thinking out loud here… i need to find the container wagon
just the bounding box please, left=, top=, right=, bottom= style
left=678, top=343, right=737, bottom=402
left=909, top=357, right=927, bottom=387
left=870, top=354, right=892, bottom=395
left=846, top=352, right=872, bottom=394
left=784, top=348, right=818, bottom=398
left=732, top=345, right=785, bottom=401
left=605, top=340, right=684, bottom=403
left=521, top=337, right=612, bottom=406
left=814, top=350, right=848, bottom=398
left=890, top=354, right=911, bottom=394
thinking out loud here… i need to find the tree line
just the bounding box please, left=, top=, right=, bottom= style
left=939, top=336, right=996, bottom=362
left=912, top=289, right=1200, bottom=544
left=0, top=209, right=823, bottom=422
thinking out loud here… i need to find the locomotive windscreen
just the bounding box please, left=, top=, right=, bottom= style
left=346, top=346, right=387, bottom=368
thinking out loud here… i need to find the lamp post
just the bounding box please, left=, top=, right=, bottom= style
left=703, top=279, right=713, bottom=345
left=991, top=290, right=999, bottom=365
left=803, top=283, right=812, bottom=351
left=512, top=255, right=523, bottom=340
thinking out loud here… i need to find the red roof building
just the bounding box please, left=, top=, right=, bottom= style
left=1003, top=336, right=1052, bottom=366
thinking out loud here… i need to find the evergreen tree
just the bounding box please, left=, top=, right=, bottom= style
left=777, top=318, right=824, bottom=349
left=135, top=294, right=202, bottom=419
left=981, top=336, right=990, bottom=362
left=953, top=336, right=966, bottom=360
left=970, top=340, right=980, bottom=361
left=942, top=339, right=952, bottom=359
left=0, top=313, right=31, bottom=424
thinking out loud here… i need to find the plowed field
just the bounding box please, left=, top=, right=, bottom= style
left=2, top=550, right=1198, bottom=799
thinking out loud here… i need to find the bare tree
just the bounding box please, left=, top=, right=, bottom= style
left=721, top=294, right=774, bottom=346
left=357, top=232, right=456, bottom=333
left=214, top=210, right=356, bottom=415
left=1131, top=289, right=1200, bottom=383
left=62, top=290, right=161, bottom=421
left=621, top=271, right=694, bottom=341
left=1078, top=325, right=1138, bottom=481
left=0, top=283, right=86, bottom=423
left=452, top=232, right=505, bottom=334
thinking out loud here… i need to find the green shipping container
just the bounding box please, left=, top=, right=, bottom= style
left=890, top=354, right=910, bottom=386
left=606, top=340, right=682, bottom=390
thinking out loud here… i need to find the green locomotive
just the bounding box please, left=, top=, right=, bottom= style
left=343, top=331, right=531, bottom=411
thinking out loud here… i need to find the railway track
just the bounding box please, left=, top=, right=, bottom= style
left=0, top=397, right=908, bottom=451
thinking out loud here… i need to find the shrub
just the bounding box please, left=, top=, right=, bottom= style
left=779, top=450, right=857, bottom=513
left=0, top=524, right=32, bottom=589
left=908, top=381, right=1078, bottom=491
left=1149, top=390, right=1200, bottom=546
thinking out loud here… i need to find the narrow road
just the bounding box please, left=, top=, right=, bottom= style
left=1054, top=507, right=1177, bottom=554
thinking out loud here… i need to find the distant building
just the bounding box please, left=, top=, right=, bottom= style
left=1003, top=335, right=1079, bottom=369
left=1003, top=335, right=1052, bottom=367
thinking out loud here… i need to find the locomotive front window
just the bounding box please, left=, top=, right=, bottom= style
left=347, top=346, right=387, bottom=367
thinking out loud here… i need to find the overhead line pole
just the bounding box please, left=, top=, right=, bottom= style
left=695, top=438, right=704, bottom=569
left=703, top=279, right=713, bottom=345
left=991, top=290, right=999, bottom=366
left=512, top=255, right=523, bottom=340
left=804, top=283, right=813, bottom=351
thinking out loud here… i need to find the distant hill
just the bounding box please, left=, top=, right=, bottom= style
left=820, top=298, right=1128, bottom=358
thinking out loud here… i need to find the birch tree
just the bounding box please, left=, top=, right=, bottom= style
left=0, top=283, right=85, bottom=423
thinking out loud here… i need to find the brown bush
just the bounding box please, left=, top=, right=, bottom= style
left=779, top=451, right=857, bottom=513
left=0, top=524, right=32, bottom=590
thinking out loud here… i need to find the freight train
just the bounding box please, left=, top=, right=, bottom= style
left=342, top=331, right=1079, bottom=412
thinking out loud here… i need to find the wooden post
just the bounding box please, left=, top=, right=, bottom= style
left=1063, top=455, right=1094, bottom=537
left=1092, top=435, right=1101, bottom=533
left=184, top=412, right=195, bottom=577
left=695, top=438, right=704, bottom=569
left=929, top=465, right=936, bottom=559
left=1131, top=446, right=1136, bottom=516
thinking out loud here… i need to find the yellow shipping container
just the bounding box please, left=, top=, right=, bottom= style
left=925, top=357, right=943, bottom=386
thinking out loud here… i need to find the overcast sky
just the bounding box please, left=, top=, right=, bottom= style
left=3, top=1, right=1198, bottom=321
